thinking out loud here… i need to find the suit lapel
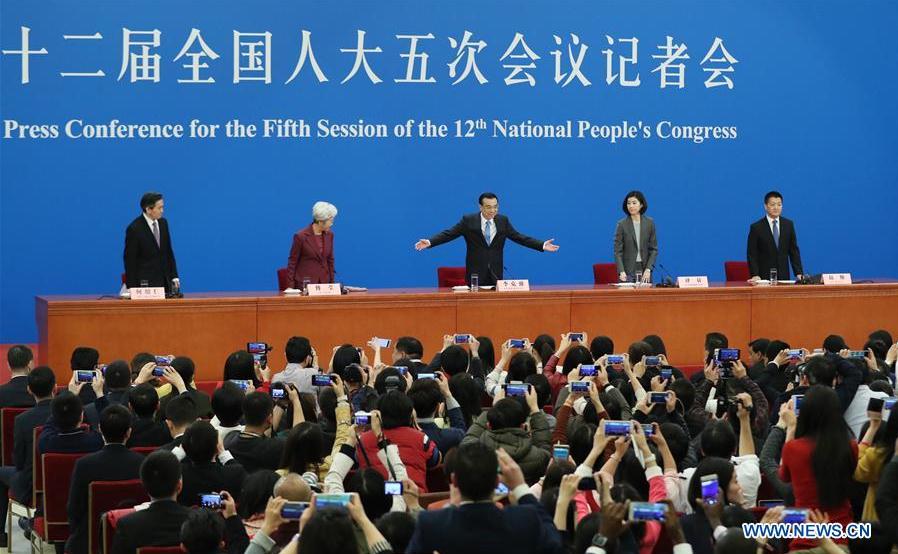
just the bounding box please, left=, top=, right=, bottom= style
left=473, top=215, right=489, bottom=248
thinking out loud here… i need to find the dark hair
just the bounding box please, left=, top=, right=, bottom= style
left=869, top=379, right=894, bottom=396
left=525, top=373, right=551, bottom=408
left=803, top=356, right=836, bottom=387
left=687, top=456, right=735, bottom=512
left=748, top=338, right=770, bottom=356
left=874, top=405, right=898, bottom=465
left=589, top=336, right=614, bottom=360
left=561, top=346, right=593, bottom=376
left=129, top=383, right=159, bottom=418
left=140, top=450, right=182, bottom=499
left=223, top=351, right=258, bottom=386
left=705, top=332, right=729, bottom=355
left=542, top=460, right=575, bottom=491
left=180, top=508, right=224, bottom=554
left=486, top=398, right=526, bottom=430
left=100, top=360, right=130, bottom=389
left=342, top=362, right=365, bottom=386
left=508, top=351, right=537, bottom=382
left=700, top=419, right=737, bottom=459
left=448, top=373, right=481, bottom=428
left=170, top=356, right=195, bottom=385
left=297, top=509, right=358, bottom=554
left=52, top=391, right=83, bottom=431
left=70, top=346, right=99, bottom=371
left=869, top=329, right=894, bottom=348
left=140, top=191, right=164, bottom=212
left=130, top=352, right=155, bottom=382
left=7, top=345, right=33, bottom=370
left=670, top=379, right=695, bottom=411
left=569, top=424, right=595, bottom=466
left=622, top=190, right=648, bottom=214
left=763, top=191, right=782, bottom=204
left=476, top=336, right=495, bottom=370
left=765, top=339, right=790, bottom=363
left=331, top=345, right=361, bottom=378
left=865, top=339, right=889, bottom=362
left=374, top=366, right=407, bottom=395
left=660, top=422, right=689, bottom=472
left=345, top=469, right=392, bottom=521
left=285, top=336, right=312, bottom=365
left=211, top=382, right=245, bottom=427
left=795, top=386, right=854, bottom=508
left=395, top=336, right=423, bottom=359
left=165, top=394, right=198, bottom=427
left=449, top=442, right=497, bottom=501
left=478, top=192, right=498, bottom=205
left=27, top=366, right=56, bottom=398
left=376, top=512, right=416, bottom=554
left=822, top=335, right=847, bottom=354
left=100, top=404, right=132, bottom=443
left=182, top=421, right=218, bottom=463
left=377, top=391, right=414, bottom=429
left=280, top=422, right=324, bottom=474
left=242, top=391, right=274, bottom=427
left=532, top=335, right=556, bottom=366
left=439, top=345, right=469, bottom=376
left=573, top=513, right=602, bottom=554
left=238, top=470, right=280, bottom=518
left=643, top=335, right=667, bottom=356
left=627, top=341, right=653, bottom=365
left=317, top=387, right=338, bottom=424
left=408, top=379, right=443, bottom=419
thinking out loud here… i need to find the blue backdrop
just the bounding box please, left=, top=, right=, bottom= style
left=2, top=0, right=898, bottom=342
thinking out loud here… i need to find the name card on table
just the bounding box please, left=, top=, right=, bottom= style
left=677, top=276, right=709, bottom=288
left=129, top=287, right=166, bottom=300
left=822, top=273, right=852, bottom=285
left=497, top=279, right=530, bottom=292
left=307, top=283, right=342, bottom=296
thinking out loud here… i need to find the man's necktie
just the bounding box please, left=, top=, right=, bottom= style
left=772, top=219, right=779, bottom=248
left=152, top=220, right=161, bottom=247
left=484, top=220, right=492, bottom=245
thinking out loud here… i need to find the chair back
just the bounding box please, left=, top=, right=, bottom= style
left=437, top=267, right=466, bottom=288
left=40, top=452, right=90, bottom=542
left=426, top=464, right=449, bottom=492
left=592, top=263, right=618, bottom=285
left=89, top=479, right=148, bottom=554
left=32, top=425, right=44, bottom=506
left=277, top=267, right=291, bottom=291
left=724, top=261, right=750, bottom=282
left=194, top=381, right=220, bottom=397
left=103, top=508, right=136, bottom=554
left=1, top=407, right=27, bottom=466
left=130, top=446, right=157, bottom=456
left=138, top=548, right=183, bottom=554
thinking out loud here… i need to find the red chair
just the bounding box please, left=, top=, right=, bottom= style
left=426, top=464, right=449, bottom=493
left=130, top=446, right=157, bottom=456
left=89, top=480, right=148, bottom=554
left=724, top=261, right=750, bottom=282
left=419, top=491, right=450, bottom=509
left=592, top=263, right=618, bottom=285
left=437, top=267, right=466, bottom=288
left=138, top=548, right=183, bottom=554
left=276, top=267, right=291, bottom=291
left=194, top=381, right=220, bottom=397
left=34, top=452, right=90, bottom=551
left=1, top=407, right=27, bottom=466
left=102, top=508, right=136, bottom=554
left=32, top=425, right=44, bottom=506
left=678, top=365, right=704, bottom=379
left=6, top=426, right=41, bottom=550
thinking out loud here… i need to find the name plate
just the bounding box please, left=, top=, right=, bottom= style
left=822, top=273, right=852, bottom=285
left=677, top=276, right=709, bottom=288
left=130, top=287, right=166, bottom=300
left=497, top=279, right=530, bottom=292
left=307, top=283, right=342, bottom=296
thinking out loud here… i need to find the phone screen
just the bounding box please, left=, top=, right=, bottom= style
left=604, top=420, right=630, bottom=436
left=700, top=475, right=719, bottom=504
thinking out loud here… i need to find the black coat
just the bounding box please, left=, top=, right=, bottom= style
left=178, top=459, right=247, bottom=506
left=427, top=213, right=544, bottom=286
left=0, top=376, right=35, bottom=408
left=123, top=215, right=178, bottom=290
left=747, top=216, right=803, bottom=279
left=111, top=499, right=191, bottom=554
left=11, top=399, right=52, bottom=501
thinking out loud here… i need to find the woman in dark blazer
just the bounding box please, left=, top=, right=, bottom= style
left=613, top=190, right=658, bottom=283
left=286, top=201, right=337, bottom=288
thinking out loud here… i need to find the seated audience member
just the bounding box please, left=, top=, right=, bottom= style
left=357, top=391, right=440, bottom=492
left=179, top=497, right=249, bottom=554
left=844, top=359, right=890, bottom=439
left=0, top=344, right=35, bottom=408
left=680, top=457, right=746, bottom=554
left=330, top=344, right=362, bottom=379
left=127, top=383, right=172, bottom=447
left=67, top=405, right=145, bottom=554
left=157, top=356, right=213, bottom=419
left=111, top=450, right=191, bottom=553
left=643, top=334, right=667, bottom=358
left=237, top=471, right=281, bottom=536
left=376, top=512, right=416, bottom=554
left=210, top=382, right=245, bottom=441
left=691, top=332, right=728, bottom=385
left=344, top=363, right=378, bottom=413
left=448, top=372, right=482, bottom=428
left=542, top=333, right=594, bottom=404
left=745, top=338, right=769, bottom=380
left=70, top=346, right=100, bottom=405
left=0, top=366, right=55, bottom=543
left=779, top=386, right=857, bottom=552
left=475, top=336, right=496, bottom=373
left=297, top=493, right=392, bottom=554
left=227, top=390, right=295, bottom=473
left=85, top=360, right=132, bottom=423
left=525, top=374, right=556, bottom=429
left=394, top=335, right=427, bottom=375
left=589, top=335, right=615, bottom=365
left=271, top=336, right=319, bottom=393
left=407, top=444, right=562, bottom=554
left=407, top=374, right=466, bottom=455
left=854, top=398, right=898, bottom=522
left=161, top=394, right=199, bottom=450
left=175, top=421, right=246, bottom=506
left=223, top=350, right=268, bottom=391
left=689, top=359, right=769, bottom=440
left=462, top=389, right=551, bottom=485
left=38, top=390, right=104, bottom=455
left=426, top=337, right=485, bottom=381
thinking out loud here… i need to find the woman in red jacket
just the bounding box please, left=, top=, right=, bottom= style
left=286, top=201, right=337, bottom=288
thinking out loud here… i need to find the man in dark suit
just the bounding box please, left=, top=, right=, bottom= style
left=172, top=422, right=246, bottom=506
left=127, top=384, right=172, bottom=447
left=111, top=450, right=191, bottom=554
left=415, top=192, right=560, bottom=286
left=84, top=360, right=132, bottom=425
left=406, top=443, right=562, bottom=554
left=0, top=366, right=55, bottom=544
left=747, top=190, right=804, bottom=281
left=66, top=405, right=145, bottom=554
left=157, top=357, right=213, bottom=421
left=123, top=191, right=179, bottom=293
left=37, top=392, right=103, bottom=456
left=159, top=394, right=198, bottom=451
left=0, top=345, right=35, bottom=408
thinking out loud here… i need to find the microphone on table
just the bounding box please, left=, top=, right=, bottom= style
left=655, top=264, right=677, bottom=288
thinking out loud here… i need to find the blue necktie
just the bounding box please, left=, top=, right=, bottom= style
left=484, top=220, right=492, bottom=245
left=772, top=219, right=780, bottom=248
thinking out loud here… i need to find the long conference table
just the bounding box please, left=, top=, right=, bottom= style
left=36, top=281, right=898, bottom=382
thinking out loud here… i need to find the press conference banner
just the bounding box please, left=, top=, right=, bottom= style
left=1, top=1, right=897, bottom=342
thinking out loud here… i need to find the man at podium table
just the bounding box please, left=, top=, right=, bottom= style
left=414, top=192, right=559, bottom=286
left=123, top=192, right=180, bottom=293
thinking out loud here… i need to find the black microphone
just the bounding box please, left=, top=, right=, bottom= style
left=655, top=263, right=676, bottom=288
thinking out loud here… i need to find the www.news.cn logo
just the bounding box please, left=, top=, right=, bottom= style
left=742, top=522, right=872, bottom=540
